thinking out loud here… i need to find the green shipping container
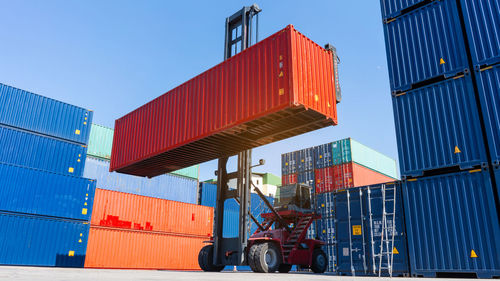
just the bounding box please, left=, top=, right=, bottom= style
left=87, top=124, right=199, bottom=179
left=262, top=173, right=281, bottom=186
left=332, top=138, right=398, bottom=179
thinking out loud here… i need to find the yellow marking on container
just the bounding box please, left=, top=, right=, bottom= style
left=68, top=167, right=74, bottom=173
left=279, top=71, right=284, bottom=77
left=68, top=251, right=75, bottom=257
left=469, top=169, right=482, bottom=173
left=454, top=146, right=461, bottom=154
left=85, top=117, right=87, bottom=120
left=84, top=122, right=87, bottom=125
left=314, top=94, right=319, bottom=102
left=77, top=159, right=80, bottom=162
left=321, top=204, right=325, bottom=207
left=81, top=208, right=88, bottom=215
left=393, top=247, right=399, bottom=254
left=352, top=225, right=362, bottom=235
left=407, top=178, right=417, bottom=182
left=385, top=18, right=396, bottom=23
left=86, top=193, right=88, bottom=196
left=301, top=159, right=304, bottom=162
left=440, top=58, right=446, bottom=64
left=386, top=182, right=396, bottom=185
left=285, top=162, right=288, bottom=166
left=78, top=239, right=82, bottom=243
left=78, top=154, right=81, bottom=157
left=84, top=202, right=87, bottom=206
left=279, top=55, right=283, bottom=60
left=322, top=230, right=326, bottom=233
left=80, top=233, right=83, bottom=237
left=279, top=88, right=285, bottom=95
left=453, top=74, right=465, bottom=79
left=75, top=129, right=81, bottom=135
left=480, top=65, right=493, bottom=71
left=319, top=155, right=323, bottom=159
left=328, top=102, right=331, bottom=108
left=470, top=250, right=478, bottom=258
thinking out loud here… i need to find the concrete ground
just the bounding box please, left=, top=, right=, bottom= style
left=0, top=266, right=478, bottom=281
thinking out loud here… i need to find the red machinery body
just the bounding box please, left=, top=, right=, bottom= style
left=247, top=210, right=324, bottom=267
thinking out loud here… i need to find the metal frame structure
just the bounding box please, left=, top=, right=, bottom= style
left=212, top=4, right=262, bottom=267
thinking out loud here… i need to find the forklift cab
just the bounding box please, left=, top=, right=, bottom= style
left=274, top=184, right=313, bottom=213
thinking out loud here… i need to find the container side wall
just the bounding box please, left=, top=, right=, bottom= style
left=0, top=163, right=95, bottom=221
left=314, top=143, right=333, bottom=169
left=0, top=125, right=87, bottom=176
left=350, top=139, right=398, bottom=179
left=87, top=124, right=114, bottom=159
left=380, top=0, right=426, bottom=19
left=297, top=147, right=314, bottom=172
left=0, top=83, right=92, bottom=144
left=0, top=212, right=89, bottom=267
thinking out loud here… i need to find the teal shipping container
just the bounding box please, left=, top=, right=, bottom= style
left=87, top=123, right=199, bottom=179
left=332, top=138, right=398, bottom=179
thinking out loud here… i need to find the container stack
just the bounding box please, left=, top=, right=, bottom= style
left=0, top=83, right=95, bottom=267
left=84, top=189, right=213, bottom=270
left=381, top=0, right=500, bottom=278
left=281, top=138, right=398, bottom=273
left=82, top=123, right=204, bottom=269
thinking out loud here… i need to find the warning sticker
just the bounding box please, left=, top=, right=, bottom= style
left=470, top=250, right=478, bottom=258
left=352, top=225, right=362, bottom=235
left=393, top=247, right=399, bottom=254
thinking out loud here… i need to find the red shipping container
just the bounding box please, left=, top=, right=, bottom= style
left=282, top=173, right=298, bottom=185
left=111, top=25, right=339, bottom=177
left=84, top=226, right=207, bottom=270
left=333, top=162, right=395, bottom=190
left=314, top=167, right=334, bottom=193
left=90, top=189, right=213, bottom=237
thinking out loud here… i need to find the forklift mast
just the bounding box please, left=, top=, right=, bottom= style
left=213, top=4, right=262, bottom=267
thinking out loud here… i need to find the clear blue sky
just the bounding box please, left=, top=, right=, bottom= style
left=0, top=0, right=398, bottom=181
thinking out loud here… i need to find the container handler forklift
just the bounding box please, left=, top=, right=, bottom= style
left=198, top=4, right=339, bottom=273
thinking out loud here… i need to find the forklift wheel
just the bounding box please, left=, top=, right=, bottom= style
left=248, top=244, right=260, bottom=272
left=198, top=245, right=225, bottom=272
left=278, top=264, right=292, bottom=273
left=311, top=248, right=327, bottom=273
left=254, top=242, right=281, bottom=273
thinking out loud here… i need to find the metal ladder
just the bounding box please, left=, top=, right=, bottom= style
left=373, top=183, right=397, bottom=277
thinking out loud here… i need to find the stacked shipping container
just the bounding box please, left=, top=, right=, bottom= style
left=0, top=83, right=95, bottom=267
left=381, top=0, right=500, bottom=278
left=281, top=138, right=398, bottom=273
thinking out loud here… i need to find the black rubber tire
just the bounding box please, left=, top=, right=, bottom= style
left=311, top=248, right=328, bottom=273
left=198, top=245, right=225, bottom=272
left=248, top=244, right=260, bottom=272
left=254, top=242, right=281, bottom=273
left=278, top=264, right=292, bottom=273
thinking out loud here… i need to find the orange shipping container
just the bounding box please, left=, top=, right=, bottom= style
left=84, top=226, right=207, bottom=270
left=334, top=162, right=395, bottom=190
left=91, top=189, right=213, bottom=237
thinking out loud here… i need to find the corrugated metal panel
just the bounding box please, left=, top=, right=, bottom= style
left=0, top=163, right=95, bottom=221
left=383, top=0, right=468, bottom=91
left=297, top=147, right=314, bottom=172
left=315, top=167, right=334, bottom=193
left=475, top=65, right=500, bottom=164
left=336, top=183, right=409, bottom=276
left=83, top=156, right=197, bottom=204
left=323, top=243, right=337, bottom=273
left=87, top=124, right=113, bottom=159
left=0, top=125, right=87, bottom=176
left=460, top=0, right=500, bottom=66
left=84, top=226, right=207, bottom=269
left=170, top=165, right=199, bottom=180
left=314, top=143, right=333, bottom=169
left=110, top=25, right=338, bottom=177
left=0, top=212, right=89, bottom=267
left=282, top=173, right=298, bottom=186
left=297, top=170, right=315, bottom=192
left=315, top=192, right=335, bottom=219
left=332, top=138, right=398, bottom=179
left=281, top=151, right=298, bottom=175
left=91, top=189, right=212, bottom=236
left=393, top=75, right=487, bottom=176
left=380, top=0, right=425, bottom=19
left=403, top=169, right=500, bottom=278
left=333, top=162, right=395, bottom=191
left=0, top=83, right=93, bottom=144
left=316, top=217, right=335, bottom=244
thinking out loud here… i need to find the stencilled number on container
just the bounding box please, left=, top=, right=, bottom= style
left=373, top=219, right=398, bottom=236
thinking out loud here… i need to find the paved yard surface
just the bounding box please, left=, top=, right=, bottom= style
left=0, top=266, right=476, bottom=281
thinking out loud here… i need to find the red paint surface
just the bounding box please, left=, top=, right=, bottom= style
left=282, top=173, right=298, bottom=185
left=315, top=167, right=334, bottom=193
left=333, top=162, right=394, bottom=191
left=111, top=25, right=338, bottom=177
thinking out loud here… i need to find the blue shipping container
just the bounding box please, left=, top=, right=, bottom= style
left=83, top=156, right=197, bottom=204
left=403, top=169, right=500, bottom=278
left=297, top=147, right=314, bottom=172
left=297, top=170, right=315, bottom=192
left=475, top=64, right=500, bottom=164
left=322, top=243, right=337, bottom=273
left=281, top=151, right=297, bottom=175
left=315, top=192, right=335, bottom=219
left=383, top=0, right=469, bottom=91
left=336, top=184, right=409, bottom=276
left=0, top=163, right=95, bottom=221
left=314, top=143, right=333, bottom=169
left=0, top=125, right=87, bottom=177
left=380, top=0, right=424, bottom=19
left=460, top=0, right=500, bottom=66
left=317, top=217, right=335, bottom=245
left=393, top=75, right=487, bottom=177
left=0, top=83, right=93, bottom=145
left=0, top=212, right=90, bottom=267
